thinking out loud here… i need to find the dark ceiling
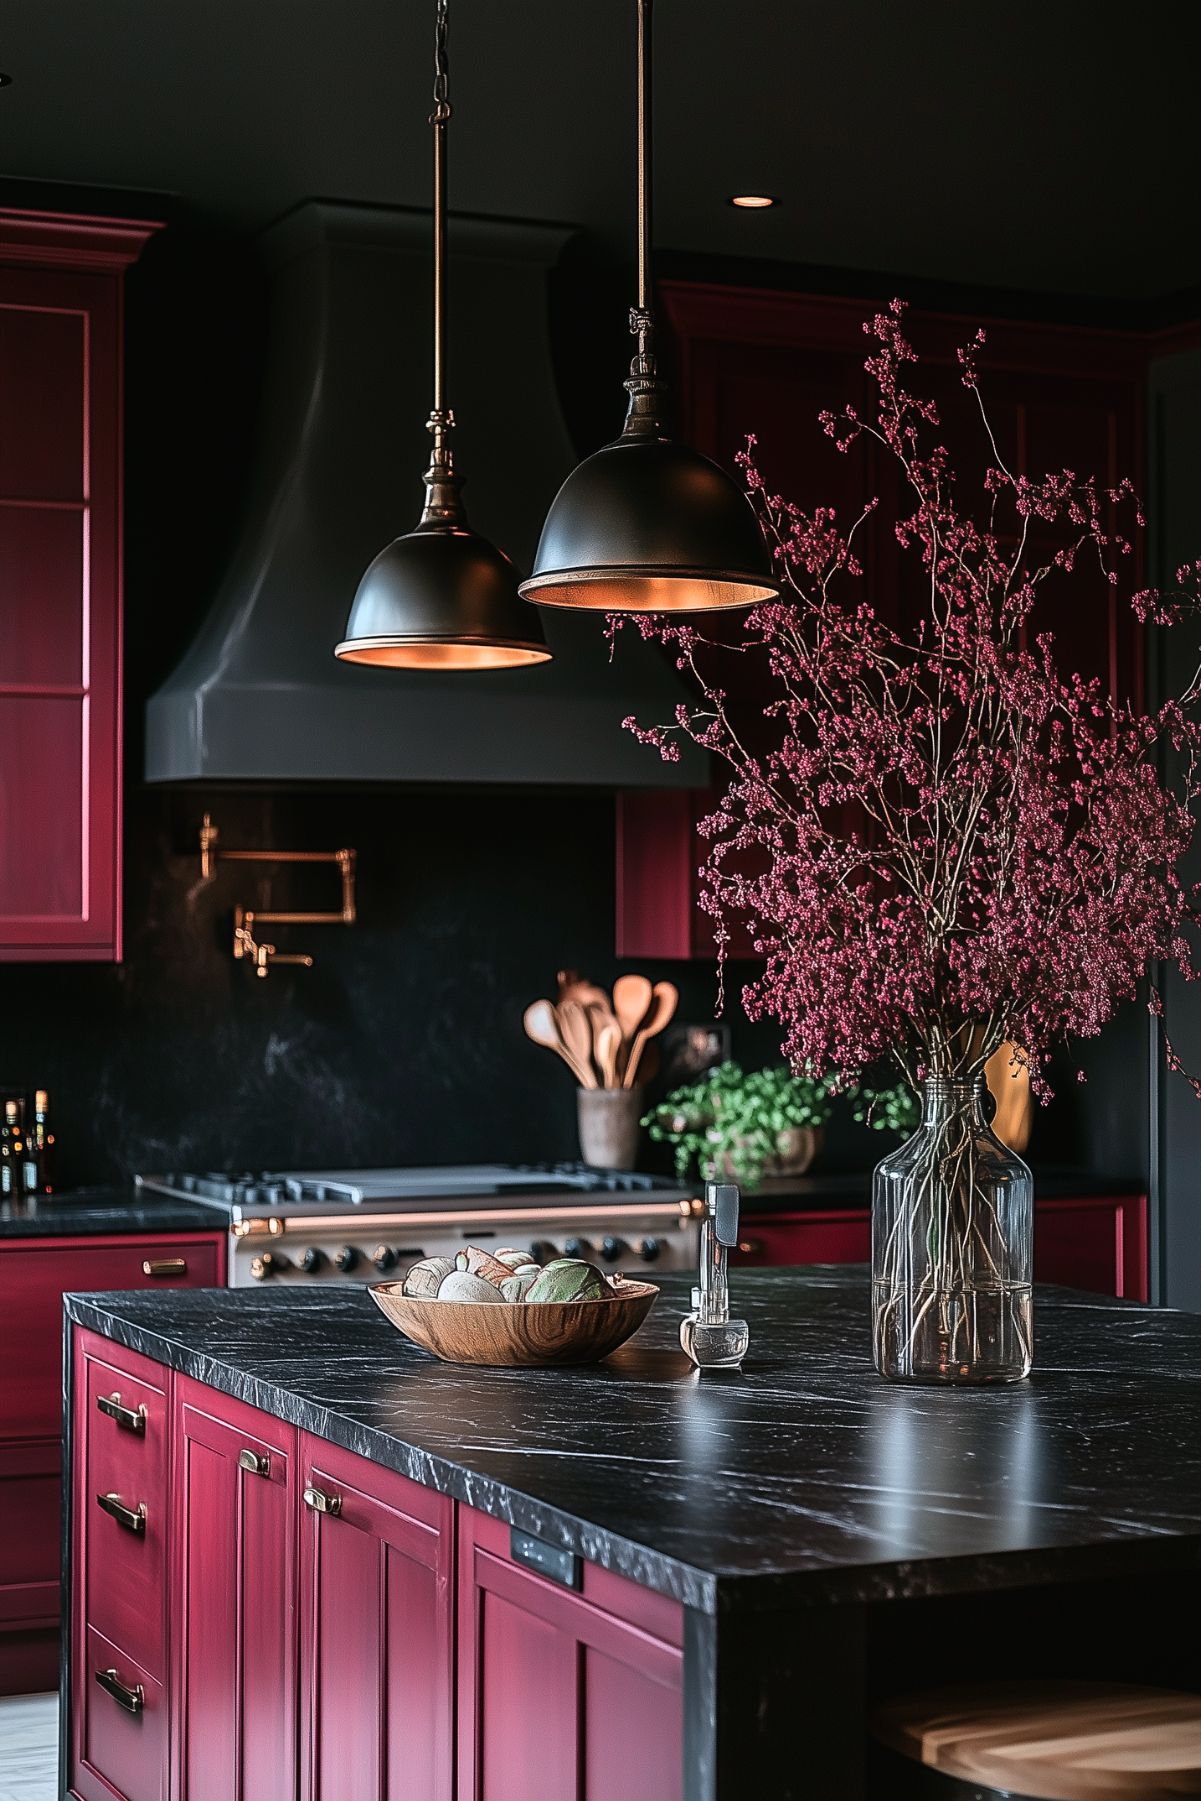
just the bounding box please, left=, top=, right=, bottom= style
left=1, top=0, right=1197, bottom=303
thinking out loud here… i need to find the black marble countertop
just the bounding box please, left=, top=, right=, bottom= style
left=1, top=1186, right=226, bottom=1238
left=64, top=1269, right=1200, bottom=1616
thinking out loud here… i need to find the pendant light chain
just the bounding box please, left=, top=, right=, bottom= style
left=428, top=0, right=454, bottom=481
left=626, top=0, right=661, bottom=432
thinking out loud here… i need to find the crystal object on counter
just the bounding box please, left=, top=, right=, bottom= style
left=680, top=1182, right=749, bottom=1370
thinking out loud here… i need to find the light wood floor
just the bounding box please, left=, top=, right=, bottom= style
left=0, top=1693, right=57, bottom=1801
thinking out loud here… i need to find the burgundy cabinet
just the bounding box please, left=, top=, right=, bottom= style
left=298, top=1435, right=454, bottom=1801
left=0, top=209, right=156, bottom=963
left=457, top=1507, right=684, bottom=1801
left=70, top=1329, right=172, bottom=1801
left=619, top=283, right=1149, bottom=961
left=0, top=1232, right=224, bottom=1696
left=171, top=1377, right=298, bottom=1801
left=734, top=1192, right=1149, bottom=1302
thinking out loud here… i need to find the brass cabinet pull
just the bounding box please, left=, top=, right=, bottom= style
left=142, top=1257, right=187, bottom=1278
left=97, top=1393, right=146, bottom=1434
left=97, top=1492, right=147, bottom=1535
left=238, top=1448, right=270, bottom=1477
left=95, top=1668, right=144, bottom=1715
left=736, top=1239, right=762, bottom=1255
left=303, top=1484, right=341, bottom=1517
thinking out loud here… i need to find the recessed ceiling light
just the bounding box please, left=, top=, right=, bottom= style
left=729, top=194, right=778, bottom=209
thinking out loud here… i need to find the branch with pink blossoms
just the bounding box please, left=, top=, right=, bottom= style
left=613, top=302, right=1201, bottom=1104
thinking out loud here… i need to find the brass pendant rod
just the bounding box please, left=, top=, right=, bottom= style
left=636, top=0, right=652, bottom=319
left=430, top=0, right=451, bottom=454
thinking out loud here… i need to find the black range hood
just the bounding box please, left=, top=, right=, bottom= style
left=145, top=203, right=707, bottom=787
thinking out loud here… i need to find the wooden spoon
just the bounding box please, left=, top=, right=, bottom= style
left=557, top=968, right=612, bottom=1012
left=555, top=1000, right=599, bottom=1089
left=612, top=973, right=653, bottom=1044
left=523, top=1000, right=594, bottom=1088
left=622, top=981, right=679, bottom=1088
left=595, top=1022, right=621, bottom=1090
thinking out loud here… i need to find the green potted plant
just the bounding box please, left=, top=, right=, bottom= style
left=643, top=1061, right=832, bottom=1192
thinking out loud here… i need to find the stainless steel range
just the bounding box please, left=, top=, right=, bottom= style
left=136, top=1164, right=703, bottom=1288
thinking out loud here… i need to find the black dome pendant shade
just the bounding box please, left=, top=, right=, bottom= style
left=519, top=0, right=777, bottom=616
left=336, top=0, right=549, bottom=671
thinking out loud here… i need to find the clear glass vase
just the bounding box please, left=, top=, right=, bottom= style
left=872, top=1076, right=1033, bottom=1383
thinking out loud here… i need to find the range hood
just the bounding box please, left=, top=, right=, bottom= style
left=145, top=202, right=707, bottom=787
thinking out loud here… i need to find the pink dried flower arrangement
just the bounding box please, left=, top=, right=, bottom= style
left=613, top=302, right=1201, bottom=1105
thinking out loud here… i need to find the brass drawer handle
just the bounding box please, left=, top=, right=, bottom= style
left=97, top=1393, right=147, bottom=1434
left=97, top=1491, right=147, bottom=1535
left=238, top=1448, right=270, bottom=1477
left=303, top=1484, right=341, bottom=1517
left=736, top=1239, right=762, bottom=1255
left=142, top=1257, right=187, bottom=1278
left=95, top=1668, right=144, bottom=1715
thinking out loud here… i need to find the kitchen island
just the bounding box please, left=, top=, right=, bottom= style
left=62, top=1270, right=1201, bottom=1800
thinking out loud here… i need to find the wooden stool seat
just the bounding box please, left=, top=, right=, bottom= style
left=873, top=1682, right=1201, bottom=1800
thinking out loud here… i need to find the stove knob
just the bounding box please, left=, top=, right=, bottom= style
left=600, top=1236, right=626, bottom=1264
left=250, top=1251, right=291, bottom=1280
left=638, top=1238, right=662, bottom=1263
left=563, top=1237, right=591, bottom=1260
left=373, top=1245, right=398, bottom=1272
left=299, top=1247, right=325, bottom=1275
left=334, top=1246, right=359, bottom=1274
left=527, top=1240, right=557, bottom=1265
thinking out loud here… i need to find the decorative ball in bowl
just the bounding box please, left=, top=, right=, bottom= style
left=368, top=1245, right=658, bottom=1368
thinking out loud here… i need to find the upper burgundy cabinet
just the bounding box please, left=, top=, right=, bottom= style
left=0, top=209, right=156, bottom=962
left=618, top=283, right=1150, bottom=959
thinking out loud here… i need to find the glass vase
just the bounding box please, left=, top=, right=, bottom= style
left=872, top=1076, right=1033, bottom=1383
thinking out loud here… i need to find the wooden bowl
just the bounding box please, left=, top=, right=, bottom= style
left=368, top=1278, right=659, bottom=1367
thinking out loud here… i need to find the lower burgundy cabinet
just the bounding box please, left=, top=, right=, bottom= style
left=734, top=1192, right=1149, bottom=1301
left=0, top=1232, right=224, bottom=1696
left=172, top=1377, right=298, bottom=1801
left=299, top=1434, right=454, bottom=1801
left=457, top=1508, right=684, bottom=1801
left=70, top=1342, right=683, bottom=1800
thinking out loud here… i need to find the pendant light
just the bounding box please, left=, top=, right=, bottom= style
left=336, top=0, right=550, bottom=669
left=519, top=0, right=777, bottom=615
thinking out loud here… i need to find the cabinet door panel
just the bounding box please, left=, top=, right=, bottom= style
left=300, top=1436, right=454, bottom=1801
left=459, top=1509, right=684, bottom=1801
left=0, top=223, right=152, bottom=961
left=174, top=1380, right=297, bottom=1801
left=74, top=1622, right=168, bottom=1801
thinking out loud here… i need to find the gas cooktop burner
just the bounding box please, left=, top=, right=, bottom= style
left=136, top=1162, right=692, bottom=1216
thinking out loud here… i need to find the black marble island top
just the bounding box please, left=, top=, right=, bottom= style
left=2, top=1184, right=226, bottom=1238
left=64, top=1269, right=1201, bottom=1616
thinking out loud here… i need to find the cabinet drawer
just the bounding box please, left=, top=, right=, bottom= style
left=733, top=1210, right=870, bottom=1268
left=74, top=1623, right=167, bottom=1801
left=0, top=1234, right=224, bottom=1442
left=81, top=1345, right=168, bottom=1674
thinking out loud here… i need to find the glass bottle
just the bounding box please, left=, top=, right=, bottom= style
left=872, top=1076, right=1033, bottom=1383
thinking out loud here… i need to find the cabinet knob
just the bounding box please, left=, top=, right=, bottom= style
left=96, top=1492, right=147, bottom=1535
left=142, top=1257, right=187, bottom=1279
left=303, top=1484, right=342, bottom=1517
left=95, top=1668, right=144, bottom=1715
left=238, top=1448, right=271, bottom=1477
left=96, top=1392, right=146, bottom=1434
